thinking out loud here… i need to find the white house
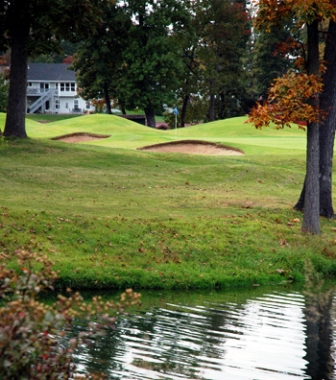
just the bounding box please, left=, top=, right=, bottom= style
left=26, top=63, right=94, bottom=114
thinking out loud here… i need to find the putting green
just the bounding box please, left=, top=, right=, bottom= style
left=0, top=113, right=307, bottom=154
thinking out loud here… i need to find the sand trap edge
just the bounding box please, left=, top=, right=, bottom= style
left=137, top=139, right=245, bottom=155
left=51, top=132, right=111, bottom=140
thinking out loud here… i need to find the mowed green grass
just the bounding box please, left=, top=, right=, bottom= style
left=1, top=113, right=335, bottom=290
left=22, top=113, right=307, bottom=152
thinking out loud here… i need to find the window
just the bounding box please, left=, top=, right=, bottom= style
left=40, top=83, right=49, bottom=91
left=74, top=100, right=79, bottom=110
left=60, top=82, right=74, bottom=92
left=55, top=100, right=60, bottom=109
left=86, top=101, right=90, bottom=109
left=65, top=103, right=68, bottom=109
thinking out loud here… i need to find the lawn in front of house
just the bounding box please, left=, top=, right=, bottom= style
left=1, top=113, right=335, bottom=290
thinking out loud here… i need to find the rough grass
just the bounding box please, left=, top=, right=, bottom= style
left=0, top=113, right=335, bottom=290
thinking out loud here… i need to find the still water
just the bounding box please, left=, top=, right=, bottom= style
left=71, top=284, right=336, bottom=380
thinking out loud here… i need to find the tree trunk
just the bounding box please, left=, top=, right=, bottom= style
left=4, top=28, right=28, bottom=138
left=144, top=107, right=156, bottom=128
left=318, top=20, right=336, bottom=218
left=209, top=93, right=215, bottom=122
left=294, top=21, right=336, bottom=219
left=219, top=92, right=225, bottom=119
left=181, top=94, right=189, bottom=127
left=302, top=20, right=320, bottom=234
left=103, top=82, right=112, bottom=114
left=294, top=177, right=305, bottom=212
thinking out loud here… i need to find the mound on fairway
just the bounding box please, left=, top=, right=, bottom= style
left=137, top=140, right=245, bottom=155
left=51, top=132, right=111, bottom=143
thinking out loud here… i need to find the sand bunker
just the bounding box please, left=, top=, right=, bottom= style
left=51, top=132, right=110, bottom=143
left=51, top=134, right=244, bottom=156
left=138, top=140, right=245, bottom=156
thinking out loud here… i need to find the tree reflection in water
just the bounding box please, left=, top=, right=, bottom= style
left=304, top=285, right=335, bottom=380
left=69, top=285, right=336, bottom=379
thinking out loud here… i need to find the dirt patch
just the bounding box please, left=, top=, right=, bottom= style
left=51, top=132, right=111, bottom=143
left=138, top=140, right=245, bottom=156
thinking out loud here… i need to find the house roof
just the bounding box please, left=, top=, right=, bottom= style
left=27, top=63, right=75, bottom=82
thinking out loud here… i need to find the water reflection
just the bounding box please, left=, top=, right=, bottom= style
left=71, top=285, right=336, bottom=379
left=304, top=287, right=335, bottom=380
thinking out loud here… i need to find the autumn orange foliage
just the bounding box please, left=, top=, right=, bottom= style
left=247, top=69, right=324, bottom=129
left=248, top=0, right=336, bottom=130
left=253, top=0, right=336, bottom=30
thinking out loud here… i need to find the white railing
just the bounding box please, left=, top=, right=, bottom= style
left=27, top=88, right=58, bottom=96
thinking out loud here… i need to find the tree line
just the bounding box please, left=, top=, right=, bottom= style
left=0, top=0, right=292, bottom=130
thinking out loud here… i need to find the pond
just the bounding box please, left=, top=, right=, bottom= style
left=70, top=283, right=336, bottom=380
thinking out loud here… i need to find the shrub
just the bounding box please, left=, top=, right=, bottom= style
left=0, top=250, right=141, bottom=379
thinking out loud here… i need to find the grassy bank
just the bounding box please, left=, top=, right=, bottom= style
left=1, top=113, right=336, bottom=290
left=26, top=113, right=84, bottom=123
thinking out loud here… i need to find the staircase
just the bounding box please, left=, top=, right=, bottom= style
left=28, top=89, right=57, bottom=114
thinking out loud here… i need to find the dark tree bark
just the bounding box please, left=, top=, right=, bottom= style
left=144, top=107, right=156, bottom=128
left=103, top=82, right=112, bottom=114
left=209, top=93, right=215, bottom=122
left=181, top=94, right=189, bottom=127
left=294, top=21, right=336, bottom=219
left=219, top=92, right=226, bottom=119
left=316, top=19, right=336, bottom=218
left=3, top=8, right=29, bottom=138
left=294, top=177, right=305, bottom=212
left=302, top=20, right=320, bottom=234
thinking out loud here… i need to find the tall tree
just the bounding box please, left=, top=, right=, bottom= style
left=72, top=3, right=130, bottom=114
left=194, top=0, right=249, bottom=121
left=294, top=19, right=336, bottom=219
left=248, top=0, right=336, bottom=234
left=169, top=1, right=201, bottom=127
left=0, top=0, right=111, bottom=138
left=249, top=22, right=296, bottom=100
left=117, top=0, right=190, bottom=128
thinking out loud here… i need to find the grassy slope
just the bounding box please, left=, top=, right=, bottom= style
left=1, top=113, right=335, bottom=290
left=24, top=113, right=307, bottom=152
